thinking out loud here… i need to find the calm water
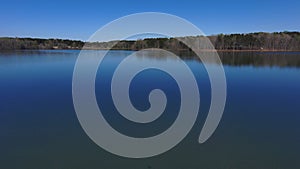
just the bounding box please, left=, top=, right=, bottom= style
left=0, top=50, right=300, bottom=169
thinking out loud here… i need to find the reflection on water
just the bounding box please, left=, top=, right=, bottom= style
left=0, top=50, right=300, bottom=169
left=218, top=51, right=300, bottom=67
left=114, top=49, right=300, bottom=68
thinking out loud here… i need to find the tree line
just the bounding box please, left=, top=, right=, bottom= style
left=210, top=31, right=300, bottom=51
left=1, top=32, right=300, bottom=51
left=0, top=37, right=84, bottom=50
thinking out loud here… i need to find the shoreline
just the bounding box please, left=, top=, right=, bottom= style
left=1, top=49, right=300, bottom=52
left=1, top=32, right=300, bottom=51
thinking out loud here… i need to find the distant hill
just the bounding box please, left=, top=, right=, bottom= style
left=1, top=32, right=300, bottom=51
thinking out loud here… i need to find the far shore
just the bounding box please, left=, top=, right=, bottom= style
left=1, top=32, right=300, bottom=51
left=3, top=48, right=299, bottom=52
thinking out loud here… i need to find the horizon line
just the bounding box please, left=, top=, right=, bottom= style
left=1, top=30, right=299, bottom=43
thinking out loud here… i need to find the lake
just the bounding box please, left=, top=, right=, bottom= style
left=0, top=50, right=299, bottom=169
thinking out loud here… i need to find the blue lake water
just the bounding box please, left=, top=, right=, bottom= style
left=0, top=50, right=299, bottom=169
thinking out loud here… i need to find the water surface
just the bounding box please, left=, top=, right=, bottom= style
left=0, top=50, right=299, bottom=169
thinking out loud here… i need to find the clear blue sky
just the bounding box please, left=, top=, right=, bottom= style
left=1, top=0, right=299, bottom=40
